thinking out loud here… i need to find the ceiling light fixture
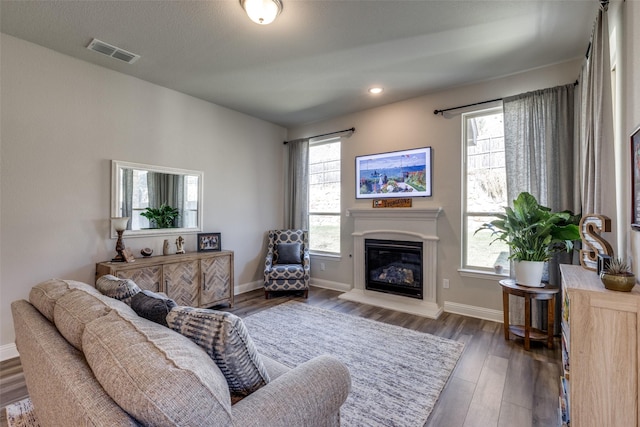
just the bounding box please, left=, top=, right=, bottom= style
left=368, top=87, right=383, bottom=94
left=240, top=0, right=283, bottom=25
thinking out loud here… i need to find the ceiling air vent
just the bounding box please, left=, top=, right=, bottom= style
left=86, top=38, right=140, bottom=64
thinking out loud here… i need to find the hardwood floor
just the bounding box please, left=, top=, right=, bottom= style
left=0, top=287, right=561, bottom=427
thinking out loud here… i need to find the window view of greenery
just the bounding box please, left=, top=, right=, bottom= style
left=463, top=108, right=509, bottom=272
left=309, top=140, right=341, bottom=254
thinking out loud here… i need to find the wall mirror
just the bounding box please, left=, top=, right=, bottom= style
left=111, top=160, right=203, bottom=238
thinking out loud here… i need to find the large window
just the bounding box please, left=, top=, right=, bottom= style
left=462, top=107, right=509, bottom=272
left=309, top=138, right=341, bottom=254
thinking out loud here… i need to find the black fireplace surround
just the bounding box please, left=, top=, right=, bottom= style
left=364, top=239, right=423, bottom=299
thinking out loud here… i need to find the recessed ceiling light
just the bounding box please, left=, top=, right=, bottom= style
left=368, top=87, right=383, bottom=94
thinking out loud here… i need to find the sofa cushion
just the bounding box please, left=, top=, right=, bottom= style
left=166, top=306, right=270, bottom=398
left=95, top=274, right=141, bottom=305
left=130, top=290, right=177, bottom=327
left=29, top=278, right=103, bottom=322
left=82, top=310, right=232, bottom=426
left=53, top=289, right=137, bottom=351
left=276, top=242, right=302, bottom=264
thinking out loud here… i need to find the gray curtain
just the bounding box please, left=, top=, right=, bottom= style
left=503, top=83, right=579, bottom=331
left=504, top=84, right=577, bottom=209
left=286, top=138, right=310, bottom=230
left=122, top=169, right=133, bottom=229
left=147, top=172, right=185, bottom=227
left=578, top=5, right=613, bottom=215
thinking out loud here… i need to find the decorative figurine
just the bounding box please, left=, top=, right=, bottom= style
left=176, top=236, right=185, bottom=254
left=163, top=239, right=170, bottom=255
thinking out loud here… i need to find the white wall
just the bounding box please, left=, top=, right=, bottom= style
left=290, top=60, right=585, bottom=317
left=0, top=34, right=286, bottom=353
left=621, top=1, right=640, bottom=273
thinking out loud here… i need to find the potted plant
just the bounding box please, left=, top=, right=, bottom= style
left=600, top=258, right=637, bottom=292
left=140, top=203, right=180, bottom=229
left=476, top=192, right=580, bottom=287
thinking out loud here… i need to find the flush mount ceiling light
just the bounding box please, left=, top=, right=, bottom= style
left=240, top=0, right=283, bottom=25
left=368, top=87, right=383, bottom=94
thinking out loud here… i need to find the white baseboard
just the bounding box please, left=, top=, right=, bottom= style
left=310, top=279, right=351, bottom=292
left=235, top=280, right=263, bottom=295
left=0, top=343, right=19, bottom=361
left=444, top=301, right=503, bottom=323
left=235, top=279, right=352, bottom=295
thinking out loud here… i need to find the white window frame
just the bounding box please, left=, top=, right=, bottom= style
left=460, top=106, right=508, bottom=277
left=308, top=137, right=341, bottom=256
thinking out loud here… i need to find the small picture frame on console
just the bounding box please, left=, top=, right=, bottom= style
left=198, top=232, right=221, bottom=252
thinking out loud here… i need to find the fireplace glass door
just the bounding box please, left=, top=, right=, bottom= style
left=365, top=239, right=423, bottom=299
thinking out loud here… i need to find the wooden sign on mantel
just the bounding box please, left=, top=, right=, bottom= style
left=372, top=198, right=412, bottom=208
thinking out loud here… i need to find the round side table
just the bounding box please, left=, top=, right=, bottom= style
left=499, top=279, right=559, bottom=351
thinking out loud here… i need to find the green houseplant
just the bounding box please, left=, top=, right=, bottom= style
left=140, top=203, right=180, bottom=229
left=600, top=258, right=637, bottom=292
left=476, top=192, right=580, bottom=286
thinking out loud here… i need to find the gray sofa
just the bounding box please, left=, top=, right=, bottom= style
left=11, top=279, right=351, bottom=426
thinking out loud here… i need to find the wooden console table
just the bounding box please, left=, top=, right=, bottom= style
left=499, top=279, right=558, bottom=350
left=96, top=251, right=234, bottom=308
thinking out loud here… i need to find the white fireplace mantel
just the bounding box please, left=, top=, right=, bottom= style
left=346, top=207, right=442, bottom=221
left=340, top=207, right=444, bottom=319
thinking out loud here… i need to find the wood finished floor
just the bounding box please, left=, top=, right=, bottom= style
left=0, top=287, right=561, bottom=427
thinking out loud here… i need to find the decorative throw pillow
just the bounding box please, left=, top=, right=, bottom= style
left=166, top=306, right=270, bottom=397
left=95, top=275, right=141, bottom=305
left=131, top=290, right=177, bottom=327
left=276, top=242, right=301, bottom=264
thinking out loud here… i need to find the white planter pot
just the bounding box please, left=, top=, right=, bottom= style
left=514, top=261, right=545, bottom=287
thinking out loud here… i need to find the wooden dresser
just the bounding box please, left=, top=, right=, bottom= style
left=559, top=264, right=640, bottom=427
left=96, top=251, right=234, bottom=308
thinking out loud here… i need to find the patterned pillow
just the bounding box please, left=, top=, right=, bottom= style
left=166, top=306, right=270, bottom=397
left=131, top=290, right=177, bottom=327
left=277, top=242, right=301, bottom=264
left=95, top=275, right=141, bottom=305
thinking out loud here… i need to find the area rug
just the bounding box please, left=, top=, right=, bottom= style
left=4, top=398, right=40, bottom=427
left=243, top=301, right=465, bottom=427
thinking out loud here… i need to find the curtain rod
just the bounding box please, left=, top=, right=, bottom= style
left=433, top=81, right=579, bottom=116
left=433, top=98, right=503, bottom=116
left=283, top=127, right=355, bottom=145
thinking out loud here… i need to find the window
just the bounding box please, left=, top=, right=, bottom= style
left=309, top=138, right=341, bottom=254
left=462, top=107, right=509, bottom=272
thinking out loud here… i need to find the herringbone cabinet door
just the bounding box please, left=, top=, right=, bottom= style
left=200, top=255, right=231, bottom=307
left=117, top=266, right=161, bottom=292
left=164, top=260, right=199, bottom=306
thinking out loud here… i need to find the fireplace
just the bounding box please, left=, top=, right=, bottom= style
left=340, top=207, right=443, bottom=319
left=365, top=239, right=423, bottom=299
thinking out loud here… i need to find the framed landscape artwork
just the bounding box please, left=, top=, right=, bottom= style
left=632, top=125, right=640, bottom=230
left=355, top=147, right=432, bottom=199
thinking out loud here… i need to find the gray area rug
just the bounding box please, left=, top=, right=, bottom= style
left=243, top=302, right=465, bottom=427
left=4, top=398, right=39, bottom=427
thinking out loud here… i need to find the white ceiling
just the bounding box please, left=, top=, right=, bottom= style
left=0, top=0, right=598, bottom=128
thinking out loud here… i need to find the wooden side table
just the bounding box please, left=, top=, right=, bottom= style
left=499, top=279, right=559, bottom=350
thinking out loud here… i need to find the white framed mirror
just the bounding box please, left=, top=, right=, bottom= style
left=111, top=160, right=203, bottom=238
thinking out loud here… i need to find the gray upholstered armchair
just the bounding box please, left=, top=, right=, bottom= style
left=264, top=229, right=310, bottom=299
